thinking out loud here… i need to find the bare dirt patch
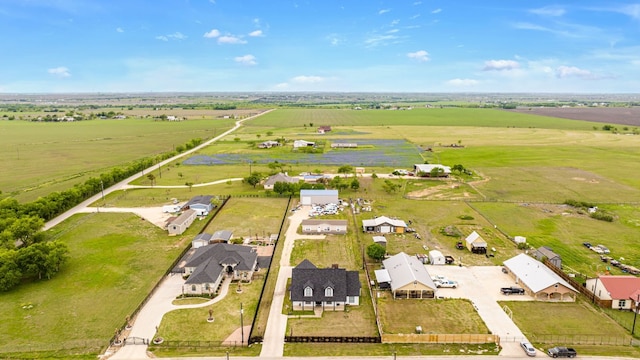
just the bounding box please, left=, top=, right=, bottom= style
left=508, top=107, right=640, bottom=127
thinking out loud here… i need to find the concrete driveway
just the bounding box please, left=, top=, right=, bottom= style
left=425, top=265, right=535, bottom=357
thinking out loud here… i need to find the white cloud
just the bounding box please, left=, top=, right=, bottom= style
left=407, top=50, right=430, bottom=62
left=556, top=65, right=595, bottom=79
left=204, top=29, right=220, bottom=38
left=410, top=14, right=420, bottom=19
left=446, top=78, right=478, bottom=87
left=291, top=75, right=324, bottom=84
left=155, top=35, right=168, bottom=41
left=234, top=54, right=257, bottom=66
left=168, top=32, right=186, bottom=40
left=379, top=9, right=391, bottom=15
left=218, top=35, right=247, bottom=44
left=48, top=66, right=71, bottom=78
left=431, top=8, right=442, bottom=14
left=529, top=6, right=566, bottom=17
left=387, top=29, right=399, bottom=34
left=483, top=59, right=520, bottom=71
left=326, top=34, right=344, bottom=46
left=413, top=1, right=422, bottom=5
left=209, top=0, right=216, bottom=4
left=248, top=30, right=263, bottom=37
left=116, top=27, right=124, bottom=33
left=364, top=34, right=399, bottom=47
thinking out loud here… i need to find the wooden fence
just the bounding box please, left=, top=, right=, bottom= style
left=285, top=336, right=380, bottom=343
left=382, top=333, right=499, bottom=344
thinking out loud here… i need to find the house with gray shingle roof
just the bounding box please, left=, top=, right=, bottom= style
left=290, top=260, right=361, bottom=311
left=263, top=173, right=299, bottom=190
left=182, top=243, right=258, bottom=296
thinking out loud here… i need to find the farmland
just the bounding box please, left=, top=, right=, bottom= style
left=3, top=101, right=640, bottom=357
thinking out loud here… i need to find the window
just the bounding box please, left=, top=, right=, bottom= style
left=325, top=287, right=333, bottom=297
left=191, top=285, right=196, bottom=291
left=304, top=286, right=312, bottom=297
left=619, top=300, right=626, bottom=308
left=205, top=284, right=210, bottom=290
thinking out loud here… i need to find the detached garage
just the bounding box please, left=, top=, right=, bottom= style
left=300, top=189, right=339, bottom=205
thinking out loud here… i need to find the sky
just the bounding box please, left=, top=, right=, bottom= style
left=1, top=0, right=640, bottom=93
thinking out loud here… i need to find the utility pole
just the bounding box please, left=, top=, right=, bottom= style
left=633, top=294, right=639, bottom=336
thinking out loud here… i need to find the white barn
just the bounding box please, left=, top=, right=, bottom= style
left=299, top=189, right=339, bottom=205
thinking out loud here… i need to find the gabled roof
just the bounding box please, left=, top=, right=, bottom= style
left=184, top=243, right=257, bottom=284
left=193, top=233, right=213, bottom=242
left=185, top=195, right=213, bottom=208
left=300, top=189, right=339, bottom=196
left=503, top=254, right=577, bottom=293
left=382, top=252, right=436, bottom=292
left=170, top=209, right=196, bottom=226
left=290, top=260, right=360, bottom=302
left=362, top=216, right=407, bottom=228
left=264, top=173, right=299, bottom=186
left=301, top=219, right=347, bottom=226
left=535, top=246, right=561, bottom=260
left=598, top=275, right=640, bottom=300
left=373, top=236, right=387, bottom=243
left=212, top=230, right=233, bottom=241
left=465, top=231, right=487, bottom=246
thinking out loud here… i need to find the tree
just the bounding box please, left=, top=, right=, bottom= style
left=8, top=216, right=44, bottom=247
left=273, top=181, right=293, bottom=195
left=430, top=167, right=445, bottom=178
left=350, top=178, right=360, bottom=191
left=147, top=174, right=156, bottom=186
left=371, top=172, right=378, bottom=180
left=0, top=249, right=21, bottom=291
left=266, top=131, right=273, bottom=136
left=452, top=164, right=465, bottom=174
left=337, top=165, right=353, bottom=177
left=382, top=180, right=401, bottom=194
left=366, top=243, right=386, bottom=261
left=185, top=182, right=194, bottom=191
left=244, top=172, right=262, bottom=188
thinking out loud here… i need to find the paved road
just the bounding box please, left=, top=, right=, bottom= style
left=44, top=110, right=274, bottom=230
left=259, top=206, right=326, bottom=358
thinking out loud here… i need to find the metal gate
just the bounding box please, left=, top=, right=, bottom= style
left=124, top=337, right=148, bottom=345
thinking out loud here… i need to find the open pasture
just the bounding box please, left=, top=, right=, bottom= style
left=0, top=118, right=236, bottom=202
left=247, top=108, right=603, bottom=130
left=201, top=197, right=289, bottom=239
left=0, top=212, right=185, bottom=357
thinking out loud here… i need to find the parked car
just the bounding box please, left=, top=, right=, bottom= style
left=582, top=242, right=592, bottom=248
left=500, top=286, right=525, bottom=295
left=547, top=346, right=577, bottom=358
left=435, top=279, right=458, bottom=288
left=520, top=341, right=537, bottom=357
left=456, top=241, right=464, bottom=250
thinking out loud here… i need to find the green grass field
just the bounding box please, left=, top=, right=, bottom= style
left=0, top=118, right=236, bottom=202
left=0, top=212, right=187, bottom=357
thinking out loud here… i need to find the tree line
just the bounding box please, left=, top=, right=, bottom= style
left=0, top=137, right=203, bottom=291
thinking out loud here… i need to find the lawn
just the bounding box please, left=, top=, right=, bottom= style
left=377, top=297, right=489, bottom=335
left=0, top=213, right=185, bottom=358
left=284, top=342, right=500, bottom=356
left=290, top=237, right=359, bottom=269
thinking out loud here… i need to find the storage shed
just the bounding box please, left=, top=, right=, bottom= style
left=428, top=250, right=446, bottom=265
left=465, top=231, right=487, bottom=254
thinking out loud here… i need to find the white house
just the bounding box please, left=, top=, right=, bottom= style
left=167, top=209, right=197, bottom=236
left=585, top=275, right=640, bottom=310
left=413, top=164, right=452, bottom=177
left=301, top=219, right=347, bottom=234
left=362, top=216, right=407, bottom=234
left=293, top=140, right=315, bottom=148
left=290, top=260, right=361, bottom=311
left=378, top=252, right=437, bottom=299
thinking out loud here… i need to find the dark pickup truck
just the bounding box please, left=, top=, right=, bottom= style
left=547, top=346, right=577, bottom=358
left=500, top=286, right=525, bottom=295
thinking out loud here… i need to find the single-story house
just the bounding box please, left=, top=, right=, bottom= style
left=290, top=259, right=361, bottom=311
left=534, top=246, right=562, bottom=268
left=183, top=195, right=214, bottom=216
left=465, top=231, right=487, bottom=254
left=300, top=189, right=339, bottom=205
left=585, top=275, right=640, bottom=310
left=428, top=250, right=446, bottom=265
left=263, top=173, right=299, bottom=190
left=257, top=140, right=281, bottom=149
left=379, top=252, right=437, bottom=299
left=182, top=243, right=258, bottom=296
left=317, top=126, right=332, bottom=133
left=413, top=164, right=452, bottom=177
left=331, top=142, right=358, bottom=148
left=373, top=236, right=387, bottom=246
left=293, top=140, right=315, bottom=148
left=362, top=216, right=407, bottom=234
left=503, top=253, right=577, bottom=301
left=301, top=219, right=347, bottom=234
left=167, top=209, right=197, bottom=235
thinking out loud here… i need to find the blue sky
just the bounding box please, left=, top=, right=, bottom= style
left=1, top=0, right=640, bottom=93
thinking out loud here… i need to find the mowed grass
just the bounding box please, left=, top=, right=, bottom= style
left=377, top=297, right=489, bottom=334
left=0, top=213, right=185, bottom=357
left=284, top=342, right=500, bottom=357
left=290, top=237, right=359, bottom=269
left=0, top=118, right=236, bottom=201
left=202, top=197, right=290, bottom=238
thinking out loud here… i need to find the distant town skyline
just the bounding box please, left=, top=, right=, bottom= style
left=1, top=1, right=640, bottom=93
